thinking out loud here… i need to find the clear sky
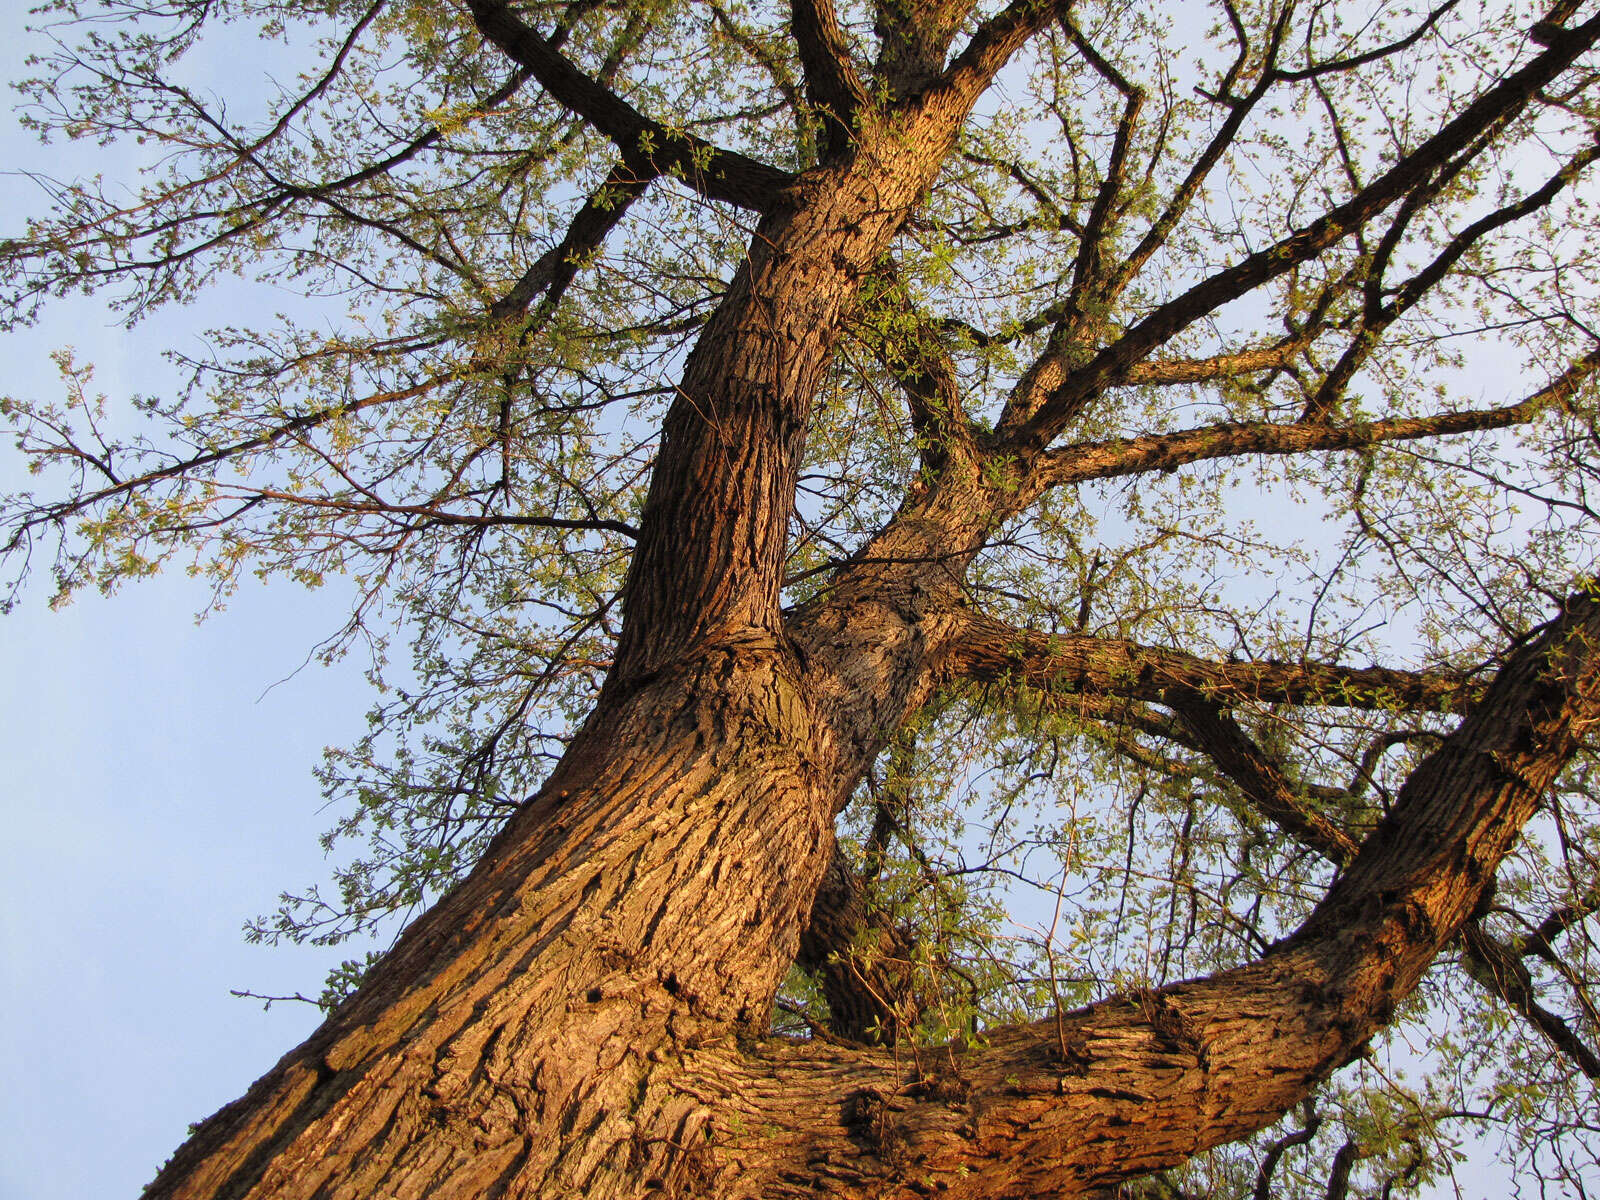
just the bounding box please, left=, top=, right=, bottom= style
left=0, top=571, right=376, bottom=1199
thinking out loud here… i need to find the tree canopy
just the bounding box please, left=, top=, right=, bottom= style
left=5, top=0, right=1600, bottom=1196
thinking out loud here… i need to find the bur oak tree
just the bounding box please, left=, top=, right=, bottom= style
left=5, top=0, right=1600, bottom=1196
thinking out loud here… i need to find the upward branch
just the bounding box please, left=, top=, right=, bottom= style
left=998, top=11, right=1600, bottom=451
left=1017, top=352, right=1600, bottom=501
left=790, top=0, right=868, bottom=156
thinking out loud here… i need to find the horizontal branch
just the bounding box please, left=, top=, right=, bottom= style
left=1028, top=352, right=1600, bottom=493
left=1, top=374, right=457, bottom=556
left=1120, top=337, right=1310, bottom=387
left=252, top=489, right=639, bottom=538
left=943, top=609, right=1475, bottom=713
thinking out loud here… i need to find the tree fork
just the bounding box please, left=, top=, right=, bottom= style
left=676, top=593, right=1600, bottom=1197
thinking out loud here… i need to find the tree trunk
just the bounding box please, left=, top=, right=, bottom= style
left=146, top=102, right=963, bottom=1200
left=151, top=643, right=844, bottom=1198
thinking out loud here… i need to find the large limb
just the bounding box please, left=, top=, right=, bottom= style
left=913, top=0, right=1072, bottom=120
left=1119, top=337, right=1313, bottom=388
left=691, top=592, right=1600, bottom=1197
left=464, top=0, right=793, bottom=211
left=1167, top=696, right=1600, bottom=1084
left=870, top=0, right=970, bottom=99
left=610, top=0, right=1071, bottom=683
left=995, top=12, right=1600, bottom=452
left=942, top=609, right=1475, bottom=714
left=553, top=0, right=1074, bottom=687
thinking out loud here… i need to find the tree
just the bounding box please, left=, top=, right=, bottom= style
left=4, top=0, right=1600, bottom=1195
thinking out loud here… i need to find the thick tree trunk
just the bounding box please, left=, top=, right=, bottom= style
left=150, top=643, right=846, bottom=1198
left=146, top=101, right=964, bottom=1200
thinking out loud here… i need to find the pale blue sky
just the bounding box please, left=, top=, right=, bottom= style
left=1, top=574, right=373, bottom=1199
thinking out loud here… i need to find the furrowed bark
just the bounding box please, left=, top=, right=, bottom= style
left=1170, top=689, right=1600, bottom=1084
left=145, top=644, right=839, bottom=1199
left=872, top=0, right=972, bottom=98
left=612, top=156, right=962, bottom=683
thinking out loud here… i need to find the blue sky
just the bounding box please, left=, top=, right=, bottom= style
left=0, top=573, right=374, bottom=1199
